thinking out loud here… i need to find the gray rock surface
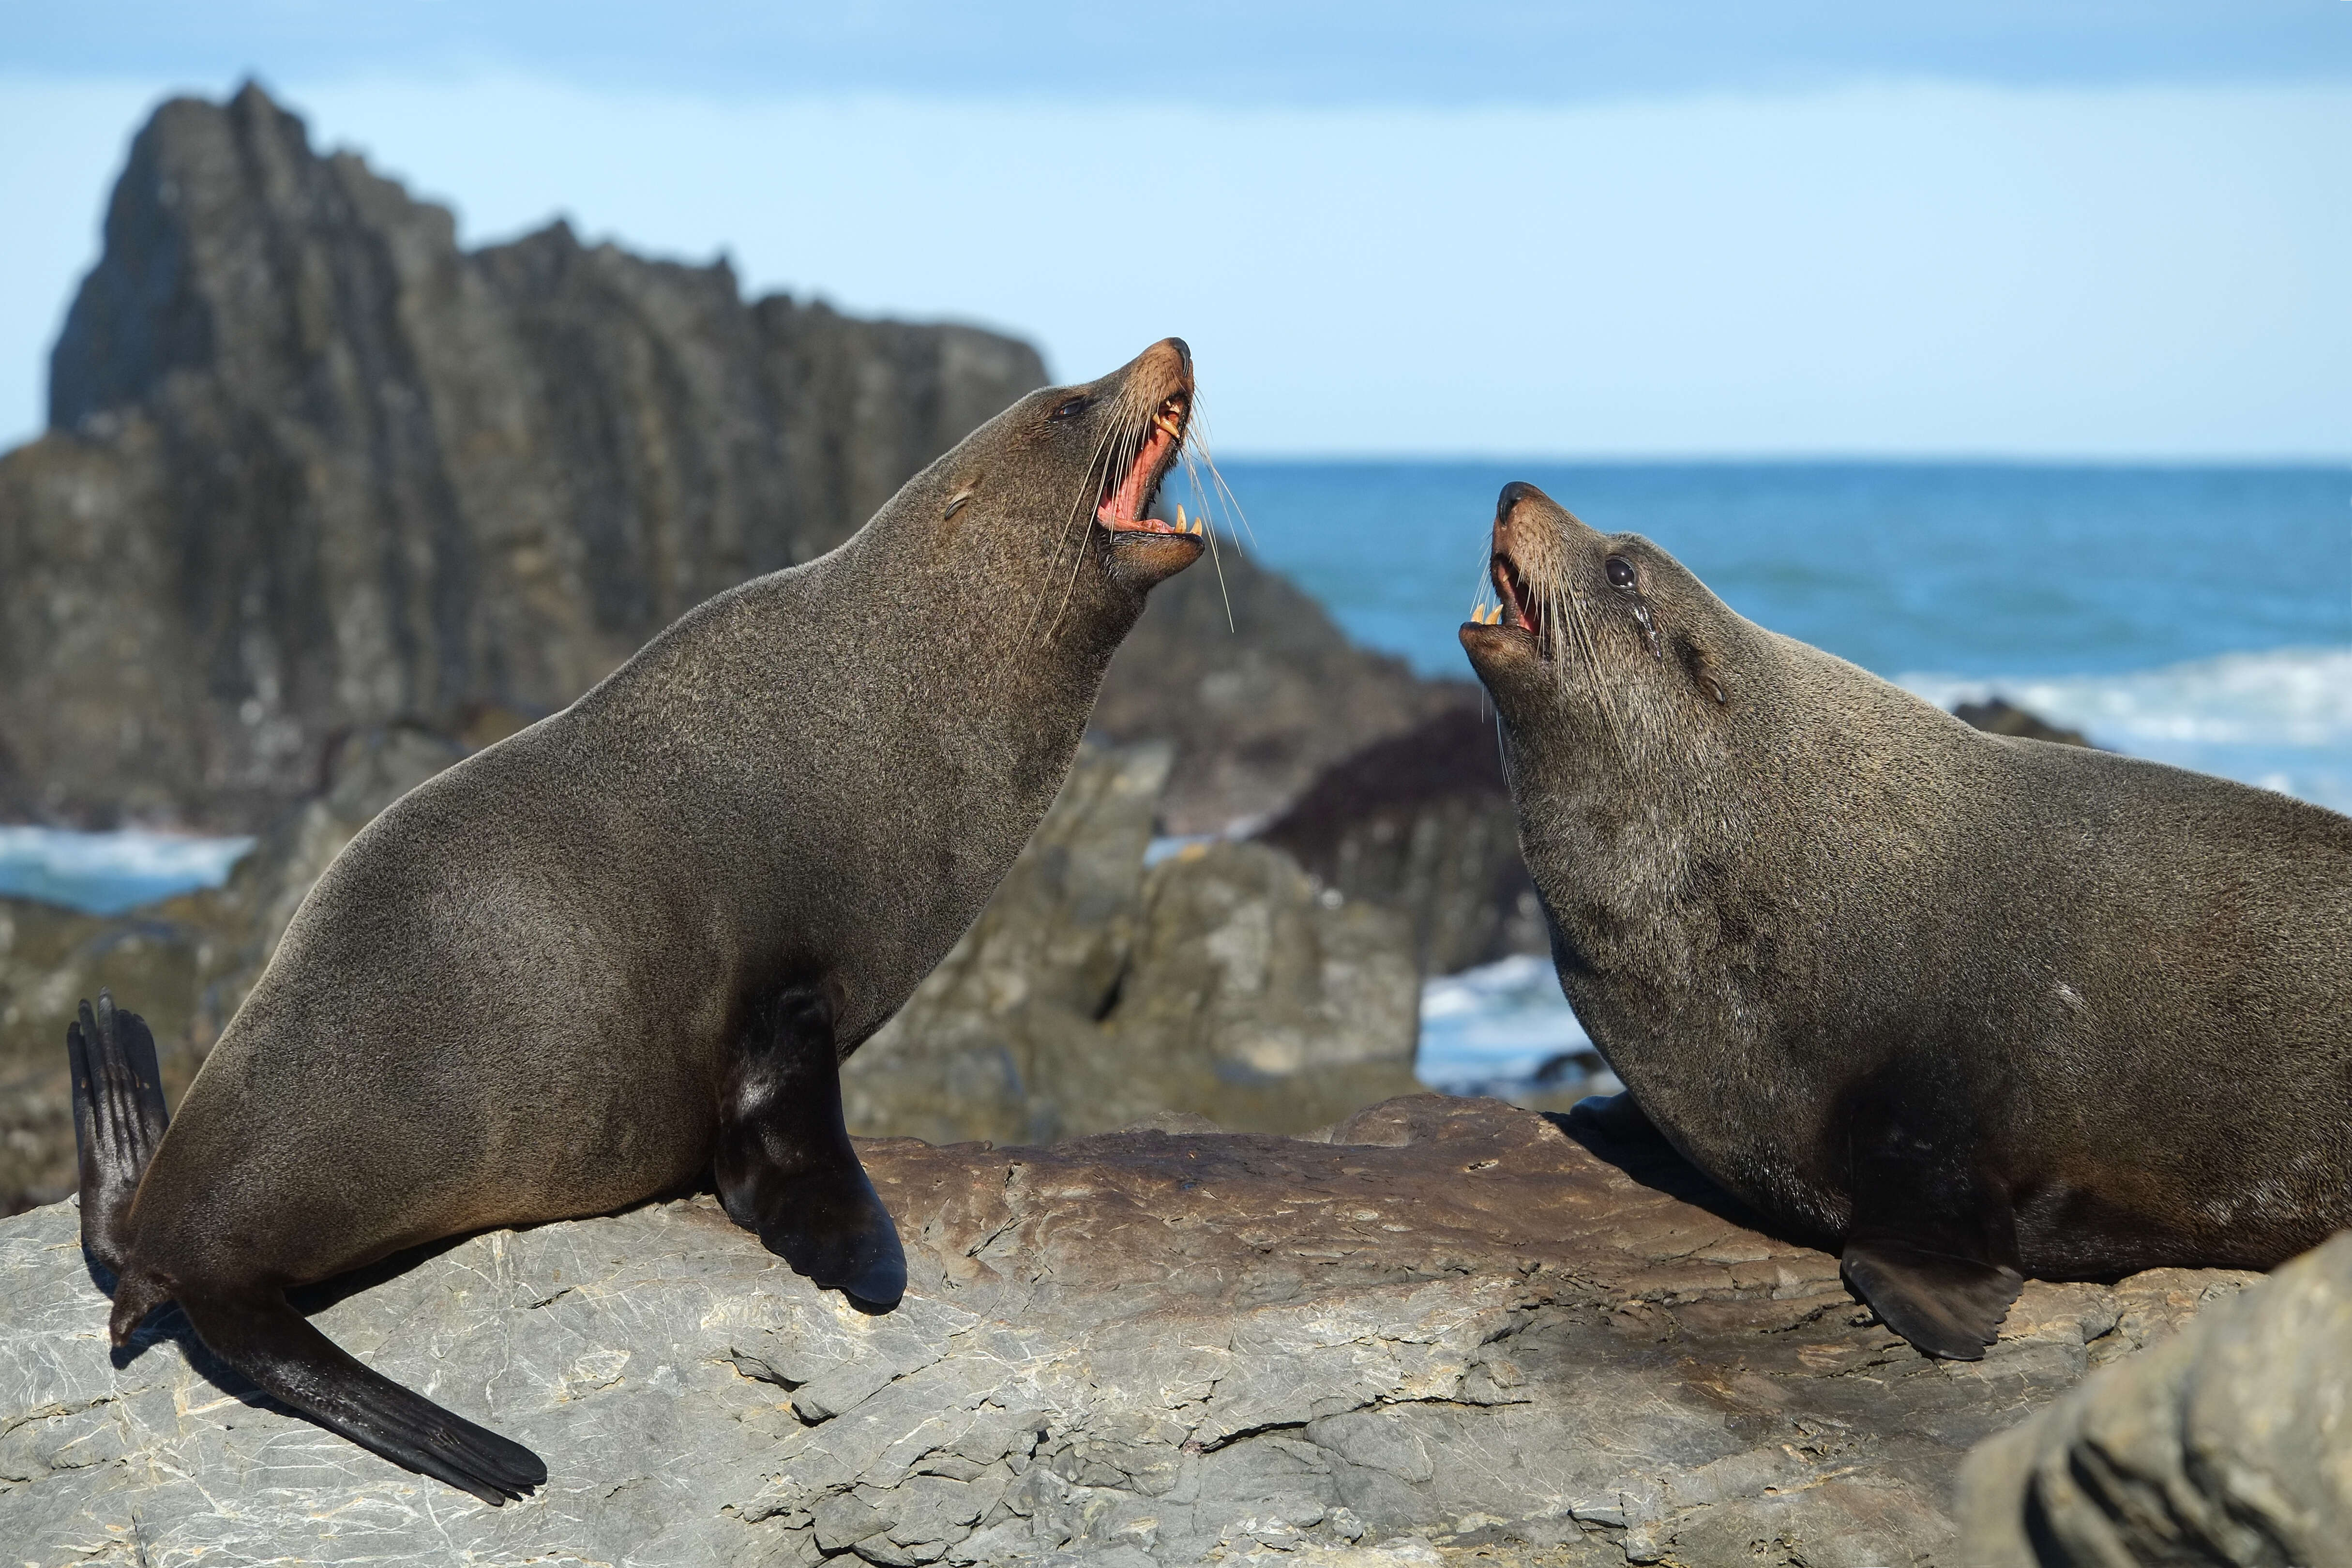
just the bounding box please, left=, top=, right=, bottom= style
left=0, top=1097, right=2259, bottom=1566
left=1960, top=1226, right=2352, bottom=1567
left=844, top=745, right=1423, bottom=1146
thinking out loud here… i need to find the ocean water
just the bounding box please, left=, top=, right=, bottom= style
left=1208, top=460, right=2352, bottom=1091
left=0, top=826, right=253, bottom=917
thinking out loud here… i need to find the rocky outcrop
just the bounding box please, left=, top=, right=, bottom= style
left=1090, top=552, right=1472, bottom=839
left=842, top=744, right=1423, bottom=1146
left=0, top=1097, right=2261, bottom=1565
left=0, top=82, right=1468, bottom=841
left=2, top=82, right=1042, bottom=831
left=1255, top=705, right=1542, bottom=975
left=1960, top=1227, right=2352, bottom=1567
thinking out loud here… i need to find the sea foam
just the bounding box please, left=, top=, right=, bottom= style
left=0, top=826, right=255, bottom=917
left=1902, top=645, right=2352, bottom=812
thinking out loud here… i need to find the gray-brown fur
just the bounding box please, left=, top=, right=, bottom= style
left=75, top=340, right=1203, bottom=1498
left=1463, top=482, right=2352, bottom=1355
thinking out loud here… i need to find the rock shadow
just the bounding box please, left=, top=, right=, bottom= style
left=1544, top=1092, right=1780, bottom=1237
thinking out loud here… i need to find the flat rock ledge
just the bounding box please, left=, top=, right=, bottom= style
left=0, top=1098, right=2258, bottom=1567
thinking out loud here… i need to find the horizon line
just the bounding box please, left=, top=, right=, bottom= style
left=1204, top=451, right=2352, bottom=470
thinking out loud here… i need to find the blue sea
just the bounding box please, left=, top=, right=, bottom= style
left=8, top=462, right=2348, bottom=1094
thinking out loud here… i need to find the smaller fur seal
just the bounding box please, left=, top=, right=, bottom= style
left=70, top=339, right=1207, bottom=1500
left=1462, top=481, right=2352, bottom=1359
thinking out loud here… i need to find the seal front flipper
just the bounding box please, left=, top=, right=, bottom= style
left=1838, top=1069, right=2023, bottom=1361
left=716, top=985, right=907, bottom=1310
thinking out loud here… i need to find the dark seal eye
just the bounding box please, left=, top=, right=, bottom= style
left=1048, top=396, right=1088, bottom=422
left=1605, top=557, right=1636, bottom=589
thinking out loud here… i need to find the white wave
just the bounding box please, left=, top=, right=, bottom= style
left=1901, top=646, right=2352, bottom=814
left=0, top=827, right=255, bottom=916
left=1417, top=954, right=1608, bottom=1093
left=1901, top=646, right=2352, bottom=750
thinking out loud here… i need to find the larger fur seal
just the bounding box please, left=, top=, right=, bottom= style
left=68, top=339, right=1207, bottom=1501
left=1462, top=481, right=2352, bottom=1360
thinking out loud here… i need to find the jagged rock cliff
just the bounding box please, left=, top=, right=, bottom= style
left=0, top=83, right=1044, bottom=830
left=0, top=82, right=1462, bottom=839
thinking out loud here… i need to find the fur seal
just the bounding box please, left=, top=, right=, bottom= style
left=68, top=339, right=1207, bottom=1501
left=1462, top=481, right=2352, bottom=1359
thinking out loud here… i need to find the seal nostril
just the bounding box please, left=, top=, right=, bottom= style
left=1496, top=481, right=1537, bottom=522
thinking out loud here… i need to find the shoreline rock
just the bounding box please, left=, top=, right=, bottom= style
left=844, top=745, right=1423, bottom=1146
left=1960, top=1226, right=2352, bottom=1566
left=0, top=1097, right=2262, bottom=1566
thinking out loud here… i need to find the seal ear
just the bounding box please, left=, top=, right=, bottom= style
left=1674, top=634, right=1730, bottom=706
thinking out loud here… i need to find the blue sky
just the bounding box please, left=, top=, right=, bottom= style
left=3, top=2, right=2348, bottom=455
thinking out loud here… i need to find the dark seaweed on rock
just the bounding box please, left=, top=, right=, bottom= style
left=1254, top=704, right=1546, bottom=975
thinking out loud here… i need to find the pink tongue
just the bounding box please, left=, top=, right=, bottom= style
left=1097, top=425, right=1175, bottom=526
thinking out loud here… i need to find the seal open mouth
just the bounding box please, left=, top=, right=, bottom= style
left=1490, top=549, right=1547, bottom=647
left=1096, top=391, right=1197, bottom=535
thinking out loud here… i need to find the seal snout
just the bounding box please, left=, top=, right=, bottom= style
left=1472, top=482, right=1549, bottom=647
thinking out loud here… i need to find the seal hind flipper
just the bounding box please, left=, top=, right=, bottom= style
left=715, top=984, right=907, bottom=1310
left=174, top=1284, right=546, bottom=1504
left=67, top=992, right=170, bottom=1276
left=1840, top=1239, right=2023, bottom=1360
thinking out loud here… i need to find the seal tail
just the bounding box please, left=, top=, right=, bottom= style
left=67, top=991, right=169, bottom=1279
left=173, top=1284, right=547, bottom=1505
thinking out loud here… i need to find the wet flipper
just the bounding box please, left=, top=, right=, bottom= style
left=67, top=991, right=170, bottom=1276
left=176, top=1285, right=546, bottom=1505
left=715, top=984, right=907, bottom=1310
left=1839, top=1059, right=2023, bottom=1361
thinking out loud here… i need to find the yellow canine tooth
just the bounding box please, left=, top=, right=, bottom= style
left=1176, top=504, right=1187, bottom=530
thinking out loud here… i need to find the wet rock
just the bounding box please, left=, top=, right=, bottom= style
left=1256, top=705, right=1544, bottom=975
left=844, top=745, right=1422, bottom=1145
left=0, top=1097, right=2260, bottom=1565
left=1960, top=1227, right=2352, bottom=1567
left=1954, top=698, right=2094, bottom=748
